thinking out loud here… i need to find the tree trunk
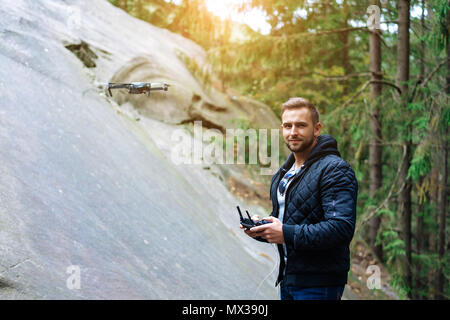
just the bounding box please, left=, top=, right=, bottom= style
left=368, top=0, right=383, bottom=261
left=437, top=119, right=448, bottom=300
left=415, top=177, right=424, bottom=299
left=436, top=3, right=449, bottom=300
left=396, top=0, right=412, bottom=297
left=428, top=165, right=439, bottom=298
left=414, top=0, right=426, bottom=300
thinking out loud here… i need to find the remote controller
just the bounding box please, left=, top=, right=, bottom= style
left=237, top=206, right=271, bottom=229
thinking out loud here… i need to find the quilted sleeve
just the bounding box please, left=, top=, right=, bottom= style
left=282, top=159, right=358, bottom=250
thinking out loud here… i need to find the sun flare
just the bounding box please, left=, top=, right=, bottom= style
left=205, top=0, right=271, bottom=35
left=205, top=0, right=240, bottom=20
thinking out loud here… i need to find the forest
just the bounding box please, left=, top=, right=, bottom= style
left=108, top=0, right=449, bottom=300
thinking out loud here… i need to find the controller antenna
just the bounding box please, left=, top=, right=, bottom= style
left=237, top=206, right=244, bottom=220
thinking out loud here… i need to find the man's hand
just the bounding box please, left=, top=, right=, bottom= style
left=240, top=216, right=285, bottom=244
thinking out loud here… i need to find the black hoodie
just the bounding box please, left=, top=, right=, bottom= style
left=267, top=134, right=358, bottom=288
left=282, top=134, right=341, bottom=170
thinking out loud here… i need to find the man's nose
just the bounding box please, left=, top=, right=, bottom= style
left=289, top=125, right=299, bottom=135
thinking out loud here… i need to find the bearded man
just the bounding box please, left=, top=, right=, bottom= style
left=241, top=97, right=358, bottom=300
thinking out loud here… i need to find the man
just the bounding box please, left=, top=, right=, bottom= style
left=241, top=97, right=358, bottom=300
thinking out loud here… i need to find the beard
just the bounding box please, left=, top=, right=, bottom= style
left=285, top=133, right=315, bottom=153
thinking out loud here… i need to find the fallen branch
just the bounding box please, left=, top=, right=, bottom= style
left=370, top=80, right=402, bottom=95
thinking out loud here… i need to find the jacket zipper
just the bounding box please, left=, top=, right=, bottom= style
left=272, top=168, right=286, bottom=218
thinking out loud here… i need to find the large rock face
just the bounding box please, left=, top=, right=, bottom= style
left=0, top=0, right=281, bottom=299
left=108, top=53, right=281, bottom=131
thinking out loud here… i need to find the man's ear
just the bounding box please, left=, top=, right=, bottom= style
left=314, top=122, right=322, bottom=137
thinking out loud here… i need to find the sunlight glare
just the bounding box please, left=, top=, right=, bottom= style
left=205, top=0, right=271, bottom=35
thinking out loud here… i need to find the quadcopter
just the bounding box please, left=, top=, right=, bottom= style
left=106, top=82, right=170, bottom=97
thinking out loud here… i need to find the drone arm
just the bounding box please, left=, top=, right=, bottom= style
left=148, top=83, right=169, bottom=91
left=107, top=83, right=131, bottom=97
left=108, top=83, right=131, bottom=89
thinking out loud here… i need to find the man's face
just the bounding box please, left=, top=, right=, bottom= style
left=281, top=108, right=321, bottom=153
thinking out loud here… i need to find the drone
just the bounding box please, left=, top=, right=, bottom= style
left=106, top=82, right=170, bottom=97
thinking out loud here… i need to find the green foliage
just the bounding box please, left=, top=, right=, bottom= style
left=376, top=208, right=396, bottom=218
left=428, top=0, right=450, bottom=52
left=375, top=229, right=406, bottom=265
left=408, top=141, right=431, bottom=181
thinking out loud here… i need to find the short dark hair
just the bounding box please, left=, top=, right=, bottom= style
left=281, top=97, right=320, bottom=125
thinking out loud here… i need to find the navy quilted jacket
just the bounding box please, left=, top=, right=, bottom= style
left=267, top=134, right=358, bottom=287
